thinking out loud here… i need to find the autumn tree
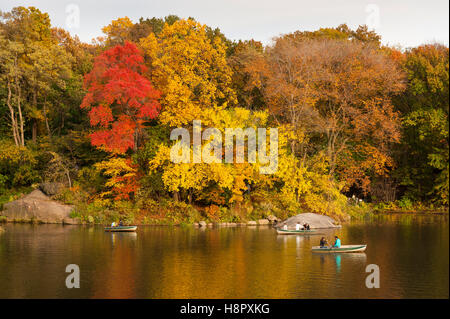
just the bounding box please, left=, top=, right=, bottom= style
left=286, top=24, right=382, bottom=46
left=81, top=41, right=161, bottom=154
left=139, top=19, right=239, bottom=202
left=99, top=15, right=182, bottom=47
left=312, top=39, right=405, bottom=193
left=140, top=18, right=236, bottom=127
left=247, top=34, right=406, bottom=196
left=94, top=157, right=139, bottom=200
left=50, top=27, right=94, bottom=135
left=0, top=6, right=74, bottom=144
left=0, top=138, right=39, bottom=188
left=148, top=108, right=270, bottom=205
left=101, top=17, right=135, bottom=47
left=227, top=40, right=266, bottom=110
left=134, top=15, right=180, bottom=38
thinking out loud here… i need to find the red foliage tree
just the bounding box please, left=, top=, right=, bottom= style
left=81, top=41, right=161, bottom=154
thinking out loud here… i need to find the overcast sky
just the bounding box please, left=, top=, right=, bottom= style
left=1, top=0, right=449, bottom=48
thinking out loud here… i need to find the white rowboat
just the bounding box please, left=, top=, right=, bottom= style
left=311, top=244, right=367, bottom=253
left=276, top=229, right=317, bottom=235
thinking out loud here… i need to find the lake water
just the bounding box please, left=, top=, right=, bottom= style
left=0, top=213, right=448, bottom=298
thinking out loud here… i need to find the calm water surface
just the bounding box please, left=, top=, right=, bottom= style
left=0, top=213, right=448, bottom=298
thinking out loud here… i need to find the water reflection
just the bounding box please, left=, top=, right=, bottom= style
left=314, top=252, right=366, bottom=275
left=277, top=234, right=307, bottom=247
left=110, top=232, right=137, bottom=247
left=0, top=214, right=447, bottom=299
left=335, top=254, right=341, bottom=272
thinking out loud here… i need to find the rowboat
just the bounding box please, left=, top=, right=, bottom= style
left=104, top=226, right=137, bottom=232
left=311, top=244, right=367, bottom=253
left=276, top=229, right=317, bottom=235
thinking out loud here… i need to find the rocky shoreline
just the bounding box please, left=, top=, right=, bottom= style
left=0, top=189, right=341, bottom=229
left=193, top=218, right=276, bottom=228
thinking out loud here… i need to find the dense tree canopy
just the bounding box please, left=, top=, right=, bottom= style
left=0, top=7, right=448, bottom=222
left=394, top=44, right=449, bottom=205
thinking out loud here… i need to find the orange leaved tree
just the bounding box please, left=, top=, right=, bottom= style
left=81, top=42, right=161, bottom=200
left=81, top=41, right=161, bottom=154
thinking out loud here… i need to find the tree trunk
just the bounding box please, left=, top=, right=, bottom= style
left=188, top=188, right=193, bottom=204
left=32, top=89, right=38, bottom=142
left=6, top=81, right=19, bottom=146
left=65, top=169, right=72, bottom=188
left=32, top=119, right=37, bottom=143
left=43, top=98, right=52, bottom=138
left=14, top=74, right=25, bottom=146
left=133, top=127, right=141, bottom=152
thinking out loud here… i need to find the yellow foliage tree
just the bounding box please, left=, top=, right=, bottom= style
left=274, top=126, right=348, bottom=217
left=94, top=157, right=138, bottom=200
left=101, top=17, right=134, bottom=46
left=149, top=108, right=270, bottom=205
left=140, top=19, right=236, bottom=126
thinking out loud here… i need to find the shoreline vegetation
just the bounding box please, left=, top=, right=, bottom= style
left=0, top=186, right=447, bottom=227
left=0, top=7, right=448, bottom=226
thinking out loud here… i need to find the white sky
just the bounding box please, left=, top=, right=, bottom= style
left=1, top=0, right=449, bottom=48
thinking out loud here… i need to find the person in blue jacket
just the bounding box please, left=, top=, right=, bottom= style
left=332, top=236, right=341, bottom=248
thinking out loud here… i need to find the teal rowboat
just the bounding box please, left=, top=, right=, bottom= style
left=104, top=226, right=137, bottom=232
left=311, top=245, right=367, bottom=253
left=276, top=229, right=317, bottom=235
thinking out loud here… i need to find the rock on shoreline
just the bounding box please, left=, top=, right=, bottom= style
left=1, top=189, right=75, bottom=224
left=276, top=213, right=341, bottom=229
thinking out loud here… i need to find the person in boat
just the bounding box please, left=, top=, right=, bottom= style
left=320, top=237, right=328, bottom=247
left=111, top=221, right=116, bottom=227
left=282, top=224, right=288, bottom=230
left=295, top=222, right=302, bottom=231
left=119, top=220, right=124, bottom=226
left=303, top=223, right=310, bottom=230
left=332, top=236, right=341, bottom=248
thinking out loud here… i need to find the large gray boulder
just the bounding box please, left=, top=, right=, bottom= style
left=1, top=189, right=74, bottom=224
left=276, top=213, right=341, bottom=229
